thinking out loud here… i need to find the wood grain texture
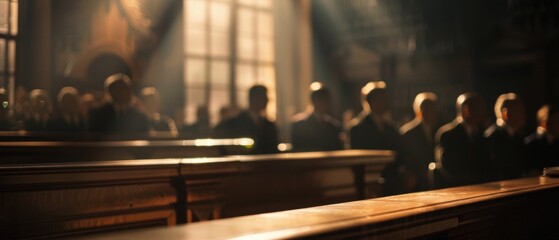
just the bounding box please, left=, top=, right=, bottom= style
left=86, top=177, right=559, bottom=240
left=0, top=150, right=394, bottom=239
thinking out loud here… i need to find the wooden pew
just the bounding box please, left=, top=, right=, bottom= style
left=0, top=159, right=181, bottom=239
left=85, top=177, right=559, bottom=239
left=179, top=150, right=394, bottom=221
left=0, top=150, right=394, bottom=239
left=0, top=138, right=254, bottom=163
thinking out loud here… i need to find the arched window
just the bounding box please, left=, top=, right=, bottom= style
left=183, top=0, right=276, bottom=125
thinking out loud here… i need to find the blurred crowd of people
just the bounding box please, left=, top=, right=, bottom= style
left=0, top=73, right=179, bottom=136
left=2, top=73, right=558, bottom=194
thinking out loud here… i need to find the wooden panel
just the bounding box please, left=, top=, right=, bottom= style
left=179, top=150, right=394, bottom=221
left=0, top=138, right=252, bottom=163
left=0, top=150, right=395, bottom=238
left=0, top=160, right=180, bottom=239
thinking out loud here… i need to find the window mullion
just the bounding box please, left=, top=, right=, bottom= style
left=205, top=0, right=211, bottom=106
left=229, top=0, right=238, bottom=106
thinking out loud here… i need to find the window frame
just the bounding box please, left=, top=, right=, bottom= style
left=183, top=0, right=276, bottom=126
left=0, top=0, right=19, bottom=110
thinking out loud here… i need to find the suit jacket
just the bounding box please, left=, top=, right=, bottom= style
left=214, top=110, right=279, bottom=154
left=88, top=103, right=150, bottom=134
left=47, top=115, right=87, bottom=133
left=24, top=117, right=50, bottom=132
left=0, top=118, right=18, bottom=131
left=436, top=120, right=494, bottom=187
left=525, top=131, right=559, bottom=172
left=348, top=112, right=401, bottom=151
left=182, top=121, right=212, bottom=139
left=291, top=112, right=343, bottom=152
left=148, top=113, right=177, bottom=133
left=348, top=112, right=405, bottom=195
left=484, top=124, right=527, bottom=180
left=400, top=119, right=435, bottom=190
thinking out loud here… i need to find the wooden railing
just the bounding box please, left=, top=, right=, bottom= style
left=0, top=138, right=254, bottom=163
left=83, top=176, right=559, bottom=239
left=0, top=150, right=394, bottom=239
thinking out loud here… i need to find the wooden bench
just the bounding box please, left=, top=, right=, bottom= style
left=0, top=138, right=254, bottom=163
left=0, top=150, right=393, bottom=239
left=84, top=176, right=559, bottom=239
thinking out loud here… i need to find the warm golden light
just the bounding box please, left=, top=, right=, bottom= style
left=310, top=82, right=324, bottom=91
left=361, top=81, right=386, bottom=95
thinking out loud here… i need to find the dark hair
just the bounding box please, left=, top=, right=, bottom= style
left=537, top=104, right=559, bottom=126
left=456, top=92, right=481, bottom=116
left=311, top=87, right=330, bottom=103
left=249, top=85, right=267, bottom=100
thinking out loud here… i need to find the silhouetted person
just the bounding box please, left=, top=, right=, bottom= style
left=183, top=105, right=212, bottom=139
left=219, top=105, right=240, bottom=122
left=349, top=82, right=401, bottom=150
left=14, top=86, right=30, bottom=123
left=0, top=88, right=17, bottom=131
left=24, top=89, right=52, bottom=131
left=214, top=85, right=279, bottom=154
left=436, top=93, right=493, bottom=187
left=348, top=82, right=404, bottom=195
left=525, top=104, right=559, bottom=172
left=400, top=92, right=439, bottom=191
left=88, top=73, right=149, bottom=134
left=291, top=84, right=343, bottom=152
left=140, top=87, right=178, bottom=136
left=48, top=87, right=87, bottom=132
left=484, top=93, right=528, bottom=180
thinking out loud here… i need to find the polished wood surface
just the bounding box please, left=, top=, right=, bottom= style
left=86, top=176, right=559, bottom=239
left=180, top=150, right=394, bottom=221
left=0, top=138, right=253, bottom=163
left=0, top=150, right=394, bottom=239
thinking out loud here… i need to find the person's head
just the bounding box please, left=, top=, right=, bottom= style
left=494, top=93, right=526, bottom=131
left=104, top=73, right=133, bottom=105
left=456, top=92, right=487, bottom=126
left=413, top=92, right=438, bottom=127
left=29, top=89, right=52, bottom=116
left=362, top=81, right=388, bottom=115
left=537, top=104, right=559, bottom=138
left=57, top=87, right=80, bottom=115
left=248, top=85, right=268, bottom=113
left=310, top=83, right=332, bottom=115
left=0, top=88, right=8, bottom=118
left=195, top=105, right=210, bottom=125
left=140, top=87, right=160, bottom=113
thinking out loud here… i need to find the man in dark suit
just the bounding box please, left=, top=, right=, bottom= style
left=484, top=93, right=528, bottom=180
left=348, top=82, right=401, bottom=150
left=24, top=89, right=53, bottom=132
left=140, top=87, right=178, bottom=136
left=291, top=83, right=344, bottom=152
left=88, top=74, right=150, bottom=134
left=0, top=88, right=17, bottom=131
left=435, top=93, right=494, bottom=187
left=348, top=81, right=404, bottom=195
left=214, top=85, right=278, bottom=154
left=525, top=104, right=559, bottom=173
left=400, top=92, right=439, bottom=191
left=182, top=105, right=212, bottom=139
left=48, top=87, right=87, bottom=133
